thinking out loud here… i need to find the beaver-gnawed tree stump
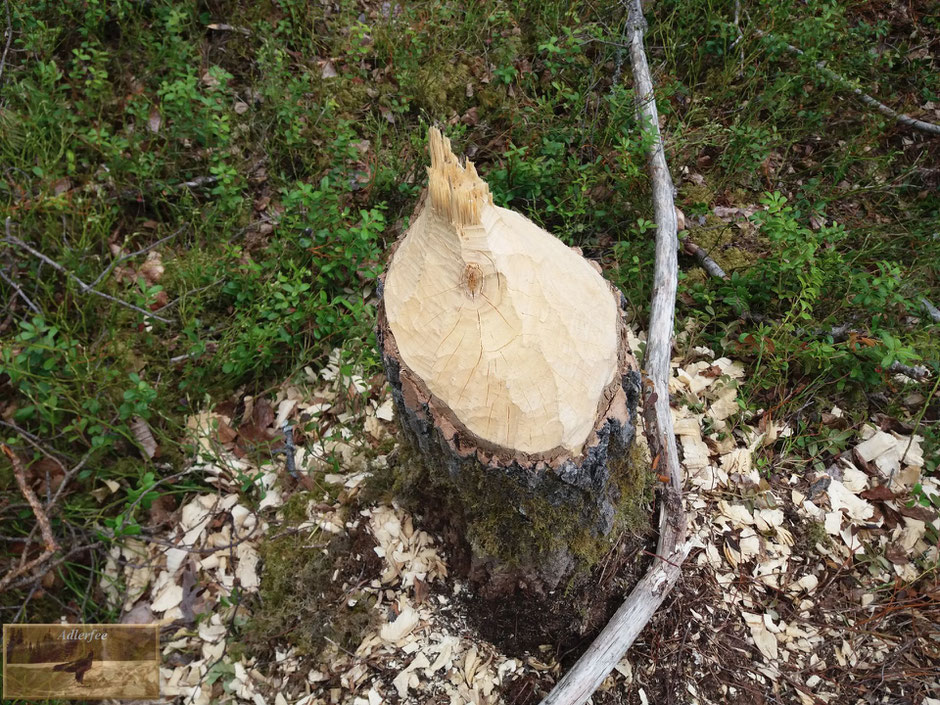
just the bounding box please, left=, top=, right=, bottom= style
left=376, top=129, right=649, bottom=611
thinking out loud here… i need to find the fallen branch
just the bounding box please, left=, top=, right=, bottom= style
left=540, top=2, right=688, bottom=703
left=0, top=419, right=94, bottom=516
left=3, top=218, right=171, bottom=324
left=0, top=445, right=60, bottom=592
left=682, top=237, right=728, bottom=279
left=888, top=361, right=931, bottom=381
left=179, top=174, right=220, bottom=189
left=755, top=29, right=940, bottom=136
left=920, top=297, right=940, bottom=324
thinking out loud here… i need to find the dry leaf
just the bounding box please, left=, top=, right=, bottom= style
left=148, top=107, right=162, bottom=133
left=138, top=251, right=165, bottom=284
left=131, top=416, right=159, bottom=458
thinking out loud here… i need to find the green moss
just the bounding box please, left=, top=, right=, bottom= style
left=280, top=491, right=314, bottom=523
left=413, top=60, right=473, bottom=114
left=679, top=182, right=716, bottom=208
left=388, top=437, right=652, bottom=576
left=612, top=439, right=656, bottom=533
left=684, top=214, right=762, bottom=274
left=246, top=518, right=376, bottom=657
left=801, top=519, right=832, bottom=552
left=678, top=182, right=766, bottom=276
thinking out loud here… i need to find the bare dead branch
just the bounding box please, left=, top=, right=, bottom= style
left=0, top=444, right=60, bottom=592
left=888, top=362, right=931, bottom=381
left=731, top=0, right=744, bottom=71
left=3, top=541, right=104, bottom=593
left=920, top=297, right=940, bottom=324
left=0, top=0, right=12, bottom=88
left=0, top=266, right=41, bottom=314
left=3, top=219, right=171, bottom=323
left=683, top=238, right=728, bottom=279
left=539, top=2, right=688, bottom=703
left=755, top=30, right=940, bottom=136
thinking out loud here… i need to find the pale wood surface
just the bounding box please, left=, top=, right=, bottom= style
left=385, top=129, right=620, bottom=455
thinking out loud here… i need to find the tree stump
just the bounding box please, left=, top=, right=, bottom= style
left=376, top=130, right=648, bottom=618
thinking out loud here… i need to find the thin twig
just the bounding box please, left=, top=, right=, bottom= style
left=0, top=266, right=41, bottom=314
left=0, top=445, right=60, bottom=592
left=3, top=541, right=104, bottom=592
left=0, top=419, right=96, bottom=520
left=540, top=2, right=687, bottom=703
left=160, top=278, right=225, bottom=311
left=731, top=0, right=744, bottom=71
left=3, top=220, right=171, bottom=323
left=87, top=225, right=186, bottom=291
left=755, top=29, right=940, bottom=136
left=0, top=0, right=12, bottom=88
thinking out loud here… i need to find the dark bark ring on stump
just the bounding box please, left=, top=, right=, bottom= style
left=375, top=129, right=647, bottom=601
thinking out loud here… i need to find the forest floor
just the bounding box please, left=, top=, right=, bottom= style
left=97, top=337, right=938, bottom=704
left=1, top=0, right=939, bottom=703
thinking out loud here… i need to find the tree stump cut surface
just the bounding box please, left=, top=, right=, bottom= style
left=377, top=129, right=646, bottom=600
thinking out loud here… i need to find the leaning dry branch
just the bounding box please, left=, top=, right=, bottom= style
left=755, top=30, right=940, bottom=136
left=539, top=2, right=688, bottom=703
left=0, top=445, right=60, bottom=592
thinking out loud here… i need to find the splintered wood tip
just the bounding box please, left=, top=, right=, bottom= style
left=427, top=127, right=492, bottom=228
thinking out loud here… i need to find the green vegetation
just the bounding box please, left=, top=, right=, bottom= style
left=249, top=517, right=377, bottom=657
left=1, top=0, right=937, bottom=620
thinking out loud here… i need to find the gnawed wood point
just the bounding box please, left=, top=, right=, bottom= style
left=383, top=128, right=624, bottom=457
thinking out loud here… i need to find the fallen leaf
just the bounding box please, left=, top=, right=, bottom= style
left=138, top=251, right=165, bottom=284
left=148, top=107, right=162, bottom=133
left=52, top=177, right=72, bottom=196
left=121, top=601, right=154, bottom=624
left=414, top=577, right=429, bottom=605
left=131, top=416, right=159, bottom=458
left=860, top=485, right=896, bottom=501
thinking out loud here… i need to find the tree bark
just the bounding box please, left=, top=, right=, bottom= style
left=376, top=130, right=648, bottom=605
